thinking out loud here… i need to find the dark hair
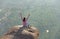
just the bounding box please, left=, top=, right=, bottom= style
left=23, top=17, right=26, bottom=22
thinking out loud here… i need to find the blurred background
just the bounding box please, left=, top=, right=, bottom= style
left=0, top=0, right=60, bottom=39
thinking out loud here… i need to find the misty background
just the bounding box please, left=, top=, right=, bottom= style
left=0, top=0, right=60, bottom=39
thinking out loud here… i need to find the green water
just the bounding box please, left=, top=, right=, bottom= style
left=0, top=0, right=60, bottom=39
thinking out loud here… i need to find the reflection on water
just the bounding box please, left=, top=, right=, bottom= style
left=0, top=0, right=60, bottom=39
left=46, top=30, right=49, bottom=33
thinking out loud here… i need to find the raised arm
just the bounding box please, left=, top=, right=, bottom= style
left=19, top=13, right=23, bottom=20
left=26, top=14, right=30, bottom=20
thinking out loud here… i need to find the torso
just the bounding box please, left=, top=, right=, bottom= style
left=22, top=19, right=28, bottom=26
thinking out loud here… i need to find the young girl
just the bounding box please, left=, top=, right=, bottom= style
left=20, top=13, right=30, bottom=28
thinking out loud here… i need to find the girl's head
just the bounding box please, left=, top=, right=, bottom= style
left=23, top=17, right=26, bottom=22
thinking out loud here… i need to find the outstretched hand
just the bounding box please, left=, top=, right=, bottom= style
left=19, top=13, right=23, bottom=20
left=19, top=13, right=22, bottom=16
left=28, top=13, right=30, bottom=16
left=26, top=13, right=30, bottom=20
